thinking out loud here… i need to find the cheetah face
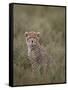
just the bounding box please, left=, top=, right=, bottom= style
left=25, top=32, right=40, bottom=49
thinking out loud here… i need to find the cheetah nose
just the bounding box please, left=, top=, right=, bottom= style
left=32, top=40, right=33, bottom=43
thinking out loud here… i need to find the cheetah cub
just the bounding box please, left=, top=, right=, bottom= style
left=25, top=31, right=49, bottom=79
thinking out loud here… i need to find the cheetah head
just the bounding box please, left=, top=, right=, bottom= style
left=25, top=31, right=40, bottom=50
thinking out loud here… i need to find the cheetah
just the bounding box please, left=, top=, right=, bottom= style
left=25, top=31, right=50, bottom=81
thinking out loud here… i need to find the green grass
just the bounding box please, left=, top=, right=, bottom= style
left=13, top=4, right=65, bottom=86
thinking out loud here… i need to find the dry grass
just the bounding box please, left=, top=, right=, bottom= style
left=13, top=4, right=66, bottom=86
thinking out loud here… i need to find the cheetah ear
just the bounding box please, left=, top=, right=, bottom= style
left=37, top=32, right=40, bottom=37
left=25, top=32, right=28, bottom=37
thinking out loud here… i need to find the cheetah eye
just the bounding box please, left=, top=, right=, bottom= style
left=32, top=40, right=33, bottom=43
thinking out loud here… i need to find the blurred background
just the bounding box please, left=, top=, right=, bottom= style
left=13, top=4, right=65, bottom=86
